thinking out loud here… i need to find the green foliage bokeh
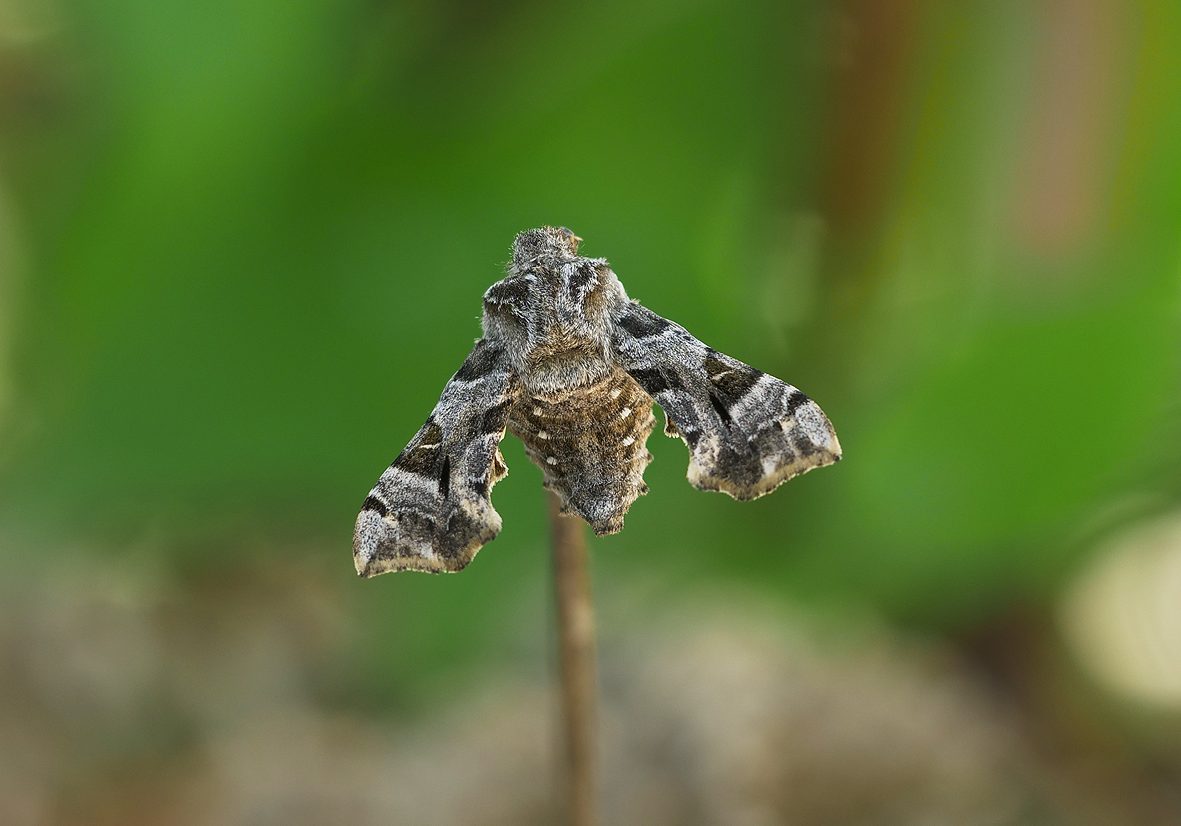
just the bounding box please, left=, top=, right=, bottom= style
left=2, top=0, right=1180, bottom=702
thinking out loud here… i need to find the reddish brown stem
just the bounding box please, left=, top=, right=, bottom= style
left=548, top=492, right=597, bottom=826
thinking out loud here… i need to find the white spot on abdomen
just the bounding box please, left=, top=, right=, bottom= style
left=619, top=407, right=632, bottom=419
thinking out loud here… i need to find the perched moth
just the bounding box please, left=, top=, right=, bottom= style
left=354, top=227, right=841, bottom=576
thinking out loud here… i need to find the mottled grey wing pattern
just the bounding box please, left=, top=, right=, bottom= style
left=611, top=302, right=841, bottom=500
left=353, top=339, right=517, bottom=575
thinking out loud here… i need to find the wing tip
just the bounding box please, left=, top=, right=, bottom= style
left=685, top=431, right=842, bottom=501
left=352, top=507, right=499, bottom=577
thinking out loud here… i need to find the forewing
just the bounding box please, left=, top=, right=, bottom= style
left=353, top=339, right=517, bottom=575
left=611, top=302, right=841, bottom=500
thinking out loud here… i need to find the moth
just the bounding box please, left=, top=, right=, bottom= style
left=354, top=227, right=841, bottom=576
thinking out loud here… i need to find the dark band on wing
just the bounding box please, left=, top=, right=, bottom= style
left=454, top=341, right=503, bottom=382
left=785, top=389, right=811, bottom=417
left=628, top=366, right=675, bottom=396
left=484, top=279, right=531, bottom=317
left=392, top=421, right=444, bottom=475
left=793, top=433, right=821, bottom=458
left=618, top=305, right=671, bottom=339
left=704, top=354, right=763, bottom=406
left=392, top=444, right=440, bottom=476
left=361, top=495, right=389, bottom=517
left=708, top=390, right=732, bottom=426
left=479, top=399, right=513, bottom=435
left=439, top=455, right=451, bottom=499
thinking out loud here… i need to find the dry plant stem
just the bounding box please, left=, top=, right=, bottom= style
left=548, top=491, right=598, bottom=826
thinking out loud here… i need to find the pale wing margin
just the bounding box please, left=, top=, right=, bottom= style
left=610, top=301, right=841, bottom=500
left=353, top=339, right=518, bottom=575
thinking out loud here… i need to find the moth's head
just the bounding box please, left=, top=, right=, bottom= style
left=511, top=226, right=582, bottom=266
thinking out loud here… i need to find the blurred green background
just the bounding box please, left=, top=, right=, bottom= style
left=2, top=1, right=1180, bottom=824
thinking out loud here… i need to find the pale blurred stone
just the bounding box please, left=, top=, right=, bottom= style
left=1061, top=511, right=1181, bottom=708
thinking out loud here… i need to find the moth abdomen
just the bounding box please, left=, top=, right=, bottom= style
left=509, top=368, right=655, bottom=534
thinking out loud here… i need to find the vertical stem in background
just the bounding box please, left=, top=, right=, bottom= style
left=548, top=491, right=597, bottom=826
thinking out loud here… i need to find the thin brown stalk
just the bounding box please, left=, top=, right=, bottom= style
left=547, top=491, right=597, bottom=826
